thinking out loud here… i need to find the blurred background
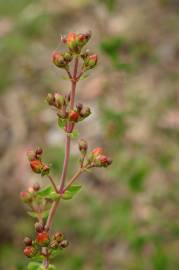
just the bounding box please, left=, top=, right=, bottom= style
left=1, top=0, right=179, bottom=269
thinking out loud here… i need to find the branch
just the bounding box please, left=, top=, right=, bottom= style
left=47, top=175, right=58, bottom=193
left=63, top=168, right=83, bottom=193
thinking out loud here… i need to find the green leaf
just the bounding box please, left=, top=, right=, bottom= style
left=48, top=265, right=56, bottom=270
left=37, top=186, right=60, bottom=201
left=62, top=185, right=82, bottom=200
left=68, top=185, right=82, bottom=193
left=51, top=249, right=61, bottom=258
left=37, top=186, right=53, bottom=197
left=70, top=129, right=79, bottom=139
left=28, top=262, right=41, bottom=270
left=58, top=118, right=66, bottom=129
left=27, top=211, right=38, bottom=219
left=27, top=209, right=50, bottom=219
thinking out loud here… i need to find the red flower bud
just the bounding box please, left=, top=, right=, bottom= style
left=23, top=246, right=36, bottom=258
left=69, top=110, right=79, bottom=122
left=84, top=54, right=98, bottom=70
left=36, top=231, right=49, bottom=246
left=26, top=150, right=36, bottom=161
left=92, top=147, right=103, bottom=156
left=20, top=191, right=31, bottom=203
left=99, top=155, right=112, bottom=167
left=30, top=159, right=43, bottom=174
left=52, top=51, right=66, bottom=68
left=67, top=32, right=77, bottom=51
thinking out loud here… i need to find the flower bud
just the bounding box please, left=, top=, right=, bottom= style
left=99, top=155, right=112, bottom=167
left=36, top=231, right=49, bottom=246
left=24, top=237, right=32, bottom=246
left=79, top=139, right=88, bottom=152
left=57, top=110, right=68, bottom=119
left=35, top=147, right=43, bottom=157
left=30, top=160, right=43, bottom=174
left=28, top=187, right=34, bottom=193
left=59, top=240, right=69, bottom=249
left=46, top=93, right=55, bottom=106
left=41, top=164, right=50, bottom=176
left=80, top=107, right=91, bottom=118
left=26, top=150, right=36, bottom=161
left=92, top=147, right=103, bottom=156
left=35, top=222, right=44, bottom=233
left=52, top=51, right=66, bottom=68
left=69, top=110, right=79, bottom=122
left=77, top=31, right=91, bottom=47
left=63, top=52, right=73, bottom=63
left=54, top=93, right=65, bottom=108
left=67, top=32, right=78, bottom=52
left=84, top=54, right=98, bottom=70
left=20, top=191, right=31, bottom=203
left=54, top=232, right=64, bottom=242
left=50, top=239, right=59, bottom=249
left=23, top=246, right=36, bottom=258
left=32, top=183, right=40, bottom=192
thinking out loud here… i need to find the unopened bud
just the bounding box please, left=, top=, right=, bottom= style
left=59, top=239, right=69, bottom=249
left=32, top=183, right=40, bottom=192
left=99, top=155, right=112, bottom=167
left=20, top=191, right=31, bottom=203
left=52, top=51, right=66, bottom=68
left=84, top=54, right=98, bottom=70
left=54, top=93, right=65, bottom=108
left=46, top=93, right=55, bottom=105
left=92, top=147, right=103, bottom=156
left=50, top=239, right=59, bottom=249
left=41, top=164, right=50, bottom=176
left=69, top=110, right=79, bottom=122
left=77, top=31, right=91, bottom=47
left=24, top=237, right=32, bottom=246
left=54, top=232, right=64, bottom=242
left=35, top=147, right=43, bottom=157
left=80, top=107, right=91, bottom=118
left=79, top=139, right=88, bottom=152
left=23, top=246, right=36, bottom=258
left=63, top=52, right=73, bottom=63
left=30, top=160, right=43, bottom=174
left=36, top=231, right=49, bottom=246
left=35, top=222, right=44, bottom=233
left=67, top=32, right=77, bottom=52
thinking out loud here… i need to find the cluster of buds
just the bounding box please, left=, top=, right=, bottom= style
left=27, top=148, right=50, bottom=176
left=78, top=141, right=112, bottom=168
left=46, top=93, right=91, bottom=125
left=23, top=237, right=37, bottom=258
left=52, top=31, right=97, bottom=73
left=23, top=222, right=68, bottom=260
left=62, top=31, right=92, bottom=54
left=52, top=51, right=73, bottom=69
left=20, top=183, right=40, bottom=203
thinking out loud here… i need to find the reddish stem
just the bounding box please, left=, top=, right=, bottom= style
left=45, top=57, right=79, bottom=232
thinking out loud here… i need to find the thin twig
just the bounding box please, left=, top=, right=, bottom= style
left=63, top=168, right=83, bottom=193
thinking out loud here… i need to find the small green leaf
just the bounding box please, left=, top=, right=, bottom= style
left=48, top=265, right=56, bottom=270
left=62, top=185, right=82, bottom=200
left=62, top=190, right=73, bottom=200
left=37, top=186, right=53, bottom=197
left=70, top=129, right=79, bottom=139
left=58, top=118, right=66, bottom=129
left=51, top=249, right=61, bottom=258
left=45, top=191, right=60, bottom=200
left=68, top=185, right=82, bottom=193
left=28, top=262, right=41, bottom=270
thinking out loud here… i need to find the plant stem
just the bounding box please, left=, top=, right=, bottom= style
left=45, top=56, right=79, bottom=232
left=63, top=168, right=83, bottom=192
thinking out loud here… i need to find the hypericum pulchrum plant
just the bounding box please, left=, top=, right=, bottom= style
left=20, top=31, right=112, bottom=270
